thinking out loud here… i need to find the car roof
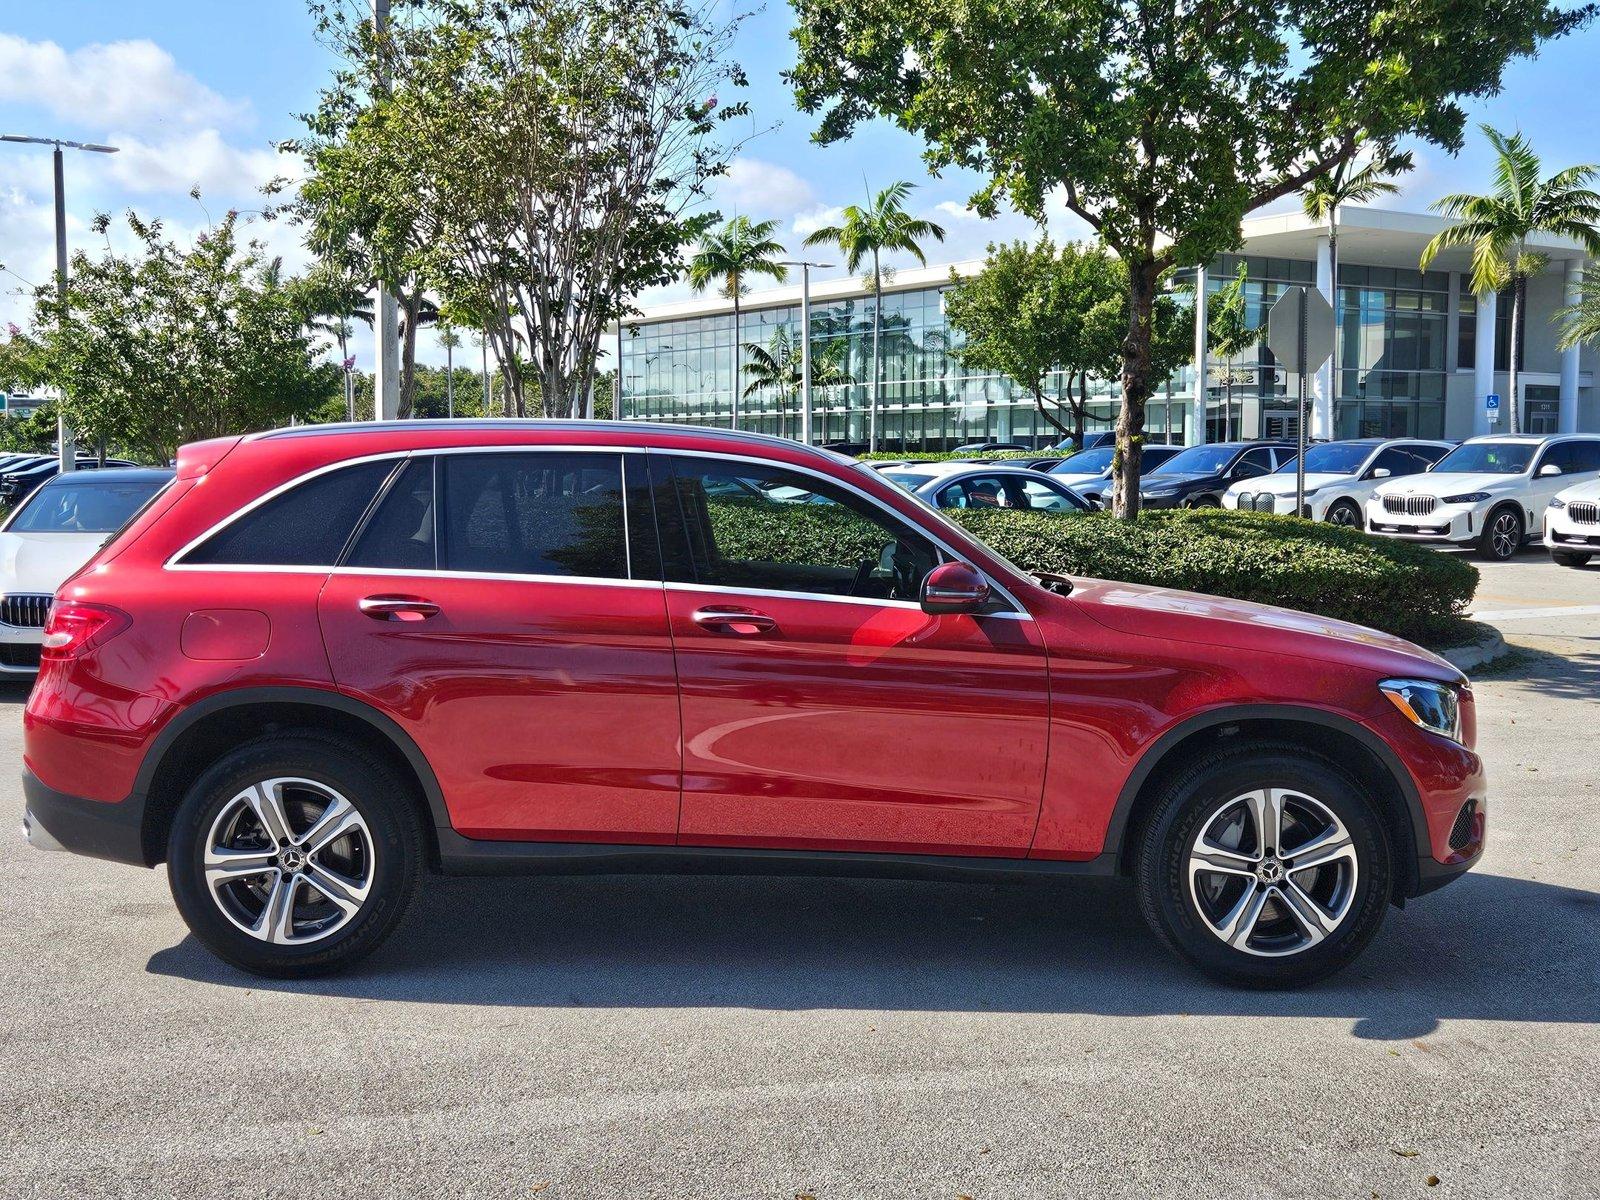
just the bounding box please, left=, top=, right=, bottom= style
left=1461, top=433, right=1596, bottom=445
left=38, top=466, right=173, bottom=486
left=885, top=461, right=1041, bottom=479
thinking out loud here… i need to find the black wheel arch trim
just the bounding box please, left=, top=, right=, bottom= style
left=132, top=685, right=454, bottom=833
left=1100, top=703, right=1430, bottom=886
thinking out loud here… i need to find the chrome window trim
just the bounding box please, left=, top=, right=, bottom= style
left=655, top=446, right=1034, bottom=617
left=162, top=440, right=1037, bottom=617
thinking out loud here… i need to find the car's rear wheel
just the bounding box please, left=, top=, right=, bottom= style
left=167, top=733, right=422, bottom=977
left=1551, top=549, right=1592, bottom=568
left=1325, top=498, right=1363, bottom=530
left=1135, top=745, right=1392, bottom=987
left=1478, top=505, right=1524, bottom=560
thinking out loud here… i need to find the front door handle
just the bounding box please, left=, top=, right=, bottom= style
left=359, top=595, right=441, bottom=622
left=692, top=606, right=777, bottom=635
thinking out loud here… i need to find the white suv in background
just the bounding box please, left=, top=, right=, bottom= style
left=1367, top=434, right=1600, bottom=560
left=1545, top=473, right=1600, bottom=568
left=1224, top=437, right=1453, bottom=527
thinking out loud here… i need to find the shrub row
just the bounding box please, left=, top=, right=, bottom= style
left=947, top=507, right=1478, bottom=643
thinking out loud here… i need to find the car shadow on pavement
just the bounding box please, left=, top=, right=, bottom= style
left=147, top=866, right=1600, bottom=1039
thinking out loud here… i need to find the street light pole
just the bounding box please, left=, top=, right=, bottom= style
left=778, top=260, right=833, bottom=445
left=2, top=134, right=119, bottom=472
left=370, top=0, right=400, bottom=422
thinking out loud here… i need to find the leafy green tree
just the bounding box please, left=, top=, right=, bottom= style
left=1422, top=126, right=1600, bottom=434
left=789, top=0, right=1589, bottom=513
left=302, top=0, right=753, bottom=419
left=1206, top=266, right=1264, bottom=442
left=740, top=325, right=854, bottom=438
left=22, top=211, right=339, bottom=462
left=804, top=182, right=945, bottom=450
left=689, top=217, right=790, bottom=429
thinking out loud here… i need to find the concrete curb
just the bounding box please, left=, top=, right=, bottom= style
left=1441, top=622, right=1511, bottom=675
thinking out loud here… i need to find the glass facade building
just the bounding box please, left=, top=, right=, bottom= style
left=617, top=209, right=1593, bottom=446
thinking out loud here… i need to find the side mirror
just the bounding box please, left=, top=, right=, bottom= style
left=1368, top=467, right=1392, bottom=480
left=920, top=561, right=991, bottom=615
left=1538, top=463, right=1562, bottom=477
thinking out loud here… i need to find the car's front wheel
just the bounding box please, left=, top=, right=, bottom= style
left=1551, top=549, right=1592, bottom=568
left=1325, top=498, right=1363, bottom=530
left=167, top=732, right=422, bottom=977
left=1478, top=505, right=1524, bottom=560
left=1135, top=745, right=1392, bottom=987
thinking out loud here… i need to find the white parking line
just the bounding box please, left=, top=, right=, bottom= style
left=1470, top=604, right=1600, bottom=622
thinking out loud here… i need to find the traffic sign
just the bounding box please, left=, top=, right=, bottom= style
left=1487, top=393, right=1500, bottom=424
left=1265, top=286, right=1335, bottom=374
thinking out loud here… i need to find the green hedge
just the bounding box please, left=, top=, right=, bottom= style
left=947, top=507, right=1477, bottom=642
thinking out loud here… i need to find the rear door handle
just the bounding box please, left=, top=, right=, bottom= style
left=359, top=595, right=441, bottom=622
left=692, top=606, right=777, bottom=635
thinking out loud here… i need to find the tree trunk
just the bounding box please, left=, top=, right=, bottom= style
left=870, top=252, right=882, bottom=453
left=731, top=295, right=742, bottom=431
left=1112, top=259, right=1160, bottom=519
left=338, top=329, right=353, bottom=421
left=1075, top=373, right=1088, bottom=450
left=1509, top=273, right=1525, bottom=435
left=1034, top=377, right=1068, bottom=436
left=398, top=289, right=423, bottom=420
left=1328, top=220, right=1339, bottom=437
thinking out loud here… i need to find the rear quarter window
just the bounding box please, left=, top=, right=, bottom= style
left=180, top=460, right=396, bottom=567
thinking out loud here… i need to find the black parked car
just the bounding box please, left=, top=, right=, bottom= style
left=0, top=457, right=142, bottom=507
left=1138, top=441, right=1298, bottom=508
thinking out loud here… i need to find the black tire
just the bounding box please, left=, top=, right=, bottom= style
left=1188, top=494, right=1222, bottom=509
left=1325, top=498, right=1363, bottom=530
left=1134, top=743, right=1392, bottom=988
left=1478, top=505, right=1524, bottom=560
left=167, top=732, right=423, bottom=977
left=1551, top=550, right=1592, bottom=568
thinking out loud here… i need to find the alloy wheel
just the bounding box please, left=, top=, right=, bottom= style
left=1326, top=501, right=1360, bottom=528
left=203, top=778, right=375, bottom=945
left=1187, top=787, right=1359, bottom=957
left=1490, top=511, right=1520, bottom=558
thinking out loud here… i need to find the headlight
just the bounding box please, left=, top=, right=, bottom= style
left=1380, top=678, right=1463, bottom=743
left=1549, top=496, right=1566, bottom=510
left=1144, top=488, right=1177, bottom=498
left=1441, top=492, right=1491, bottom=504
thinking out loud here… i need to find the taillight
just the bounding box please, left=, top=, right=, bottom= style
left=40, top=601, right=131, bottom=661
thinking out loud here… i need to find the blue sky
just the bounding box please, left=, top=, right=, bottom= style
left=3, top=1, right=1598, bottom=369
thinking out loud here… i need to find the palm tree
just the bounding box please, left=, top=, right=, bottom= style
left=1556, top=273, right=1600, bottom=351
left=741, top=327, right=855, bottom=439
left=1302, top=150, right=1410, bottom=426
left=687, top=217, right=789, bottom=430
left=1421, top=127, right=1600, bottom=434
left=438, top=326, right=461, bottom=417
left=804, top=182, right=945, bottom=451
left=1207, top=265, right=1264, bottom=441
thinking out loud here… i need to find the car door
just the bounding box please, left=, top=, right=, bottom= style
left=1529, top=440, right=1600, bottom=533
left=650, top=452, right=1051, bottom=856
left=317, top=449, right=683, bottom=844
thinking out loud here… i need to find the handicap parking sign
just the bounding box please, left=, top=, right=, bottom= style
left=1486, top=393, right=1500, bottom=409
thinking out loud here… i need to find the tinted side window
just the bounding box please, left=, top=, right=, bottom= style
left=1538, top=443, right=1578, bottom=475
left=1402, top=443, right=1452, bottom=465
left=1019, top=478, right=1087, bottom=512
left=659, top=456, right=937, bottom=601
left=1237, top=449, right=1275, bottom=476
left=1371, top=447, right=1427, bottom=477
left=1571, top=440, right=1600, bottom=473
left=184, top=460, right=395, bottom=566
left=439, top=452, right=628, bottom=579
left=346, top=458, right=436, bottom=570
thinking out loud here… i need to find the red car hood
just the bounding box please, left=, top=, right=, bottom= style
left=1065, top=576, right=1463, bottom=683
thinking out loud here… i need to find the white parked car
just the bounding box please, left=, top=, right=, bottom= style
left=1545, top=474, right=1600, bottom=568
left=875, top=462, right=1091, bottom=513
left=1047, top=443, right=1185, bottom=509
left=1366, top=434, right=1600, bottom=560
left=1223, top=438, right=1453, bottom=527
left=0, top=468, right=172, bottom=675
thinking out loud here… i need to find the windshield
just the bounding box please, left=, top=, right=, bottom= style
left=1053, top=447, right=1114, bottom=474
left=1150, top=446, right=1237, bottom=475
left=1274, top=443, right=1371, bottom=475
left=8, top=478, right=168, bottom=533
left=1432, top=442, right=1536, bottom=475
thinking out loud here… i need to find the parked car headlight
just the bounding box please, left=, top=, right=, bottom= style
left=1441, top=492, right=1490, bottom=504
left=1143, top=487, right=1178, bottom=498
left=1380, top=678, right=1463, bottom=743
left=1549, top=496, right=1566, bottom=509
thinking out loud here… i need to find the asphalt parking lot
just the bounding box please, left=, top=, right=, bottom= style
left=1, top=556, right=1596, bottom=1199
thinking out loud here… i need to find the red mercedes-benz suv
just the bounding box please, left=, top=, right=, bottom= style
left=21, top=422, right=1485, bottom=985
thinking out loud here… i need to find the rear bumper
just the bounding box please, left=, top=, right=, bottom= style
left=21, top=770, right=148, bottom=867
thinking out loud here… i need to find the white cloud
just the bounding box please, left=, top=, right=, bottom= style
left=792, top=204, right=845, bottom=239
left=106, top=130, right=292, bottom=199
left=935, top=200, right=983, bottom=222
left=717, top=157, right=816, bottom=216
left=0, top=34, right=250, bottom=134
